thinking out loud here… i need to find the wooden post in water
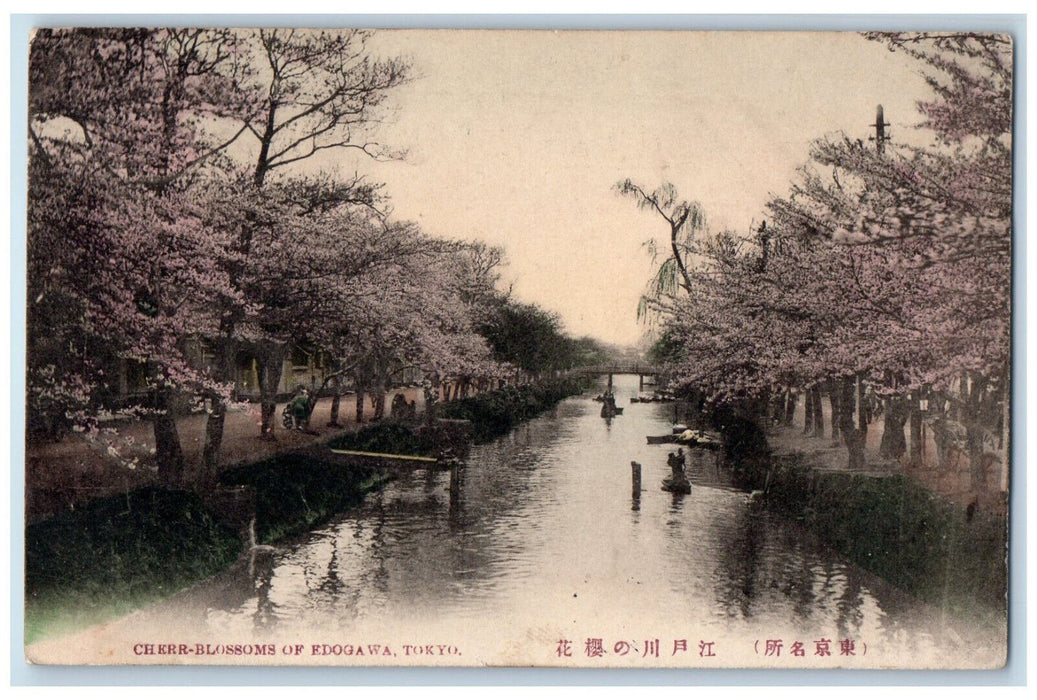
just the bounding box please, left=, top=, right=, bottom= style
left=631, top=461, right=641, bottom=497
left=449, top=461, right=462, bottom=509
left=639, top=374, right=644, bottom=393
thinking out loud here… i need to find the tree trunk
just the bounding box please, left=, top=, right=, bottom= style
left=201, top=337, right=236, bottom=480
left=356, top=388, right=366, bottom=424
left=964, top=374, right=988, bottom=491
left=956, top=375, right=968, bottom=421
left=771, top=390, right=784, bottom=424
left=803, top=387, right=814, bottom=435
left=811, top=384, right=824, bottom=437
left=424, top=380, right=439, bottom=426
left=931, top=407, right=954, bottom=472
left=372, top=380, right=386, bottom=421
left=257, top=343, right=285, bottom=438
left=857, top=375, right=868, bottom=431
left=840, top=375, right=866, bottom=471
left=965, top=424, right=986, bottom=491
left=829, top=380, right=841, bottom=441
left=879, top=395, right=908, bottom=461
left=153, top=385, right=185, bottom=484
left=909, top=390, right=923, bottom=466
left=328, top=381, right=342, bottom=427
left=783, top=389, right=797, bottom=426
left=757, top=388, right=771, bottom=422
left=201, top=396, right=225, bottom=486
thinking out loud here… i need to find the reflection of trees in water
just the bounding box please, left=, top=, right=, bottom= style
left=769, top=525, right=825, bottom=624
left=183, top=542, right=281, bottom=634
left=712, top=505, right=763, bottom=620
left=316, top=544, right=343, bottom=597
left=306, top=401, right=581, bottom=611
left=295, top=523, right=368, bottom=623
left=793, top=558, right=837, bottom=624
left=184, top=391, right=956, bottom=651
left=685, top=449, right=730, bottom=489
left=710, top=508, right=870, bottom=633
left=249, top=548, right=277, bottom=633
left=369, top=491, right=393, bottom=596
left=835, top=567, right=865, bottom=640
left=448, top=463, right=465, bottom=526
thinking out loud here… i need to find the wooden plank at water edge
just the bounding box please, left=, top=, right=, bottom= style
left=329, top=448, right=439, bottom=463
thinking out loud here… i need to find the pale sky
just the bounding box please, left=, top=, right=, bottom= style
left=324, top=30, right=934, bottom=347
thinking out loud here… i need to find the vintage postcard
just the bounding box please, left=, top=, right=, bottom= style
left=22, top=26, right=1012, bottom=670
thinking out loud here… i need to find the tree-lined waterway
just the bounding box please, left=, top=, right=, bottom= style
left=33, top=375, right=1004, bottom=667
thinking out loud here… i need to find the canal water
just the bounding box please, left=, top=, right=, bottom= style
left=77, top=374, right=1005, bottom=668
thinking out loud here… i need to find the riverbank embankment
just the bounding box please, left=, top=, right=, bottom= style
left=24, top=376, right=590, bottom=643
left=716, top=407, right=1008, bottom=623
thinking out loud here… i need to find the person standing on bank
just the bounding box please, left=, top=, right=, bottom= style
left=291, top=388, right=312, bottom=430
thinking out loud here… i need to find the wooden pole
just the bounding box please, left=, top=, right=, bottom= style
left=631, top=461, right=641, bottom=498
left=871, top=104, right=890, bottom=155
left=449, top=461, right=462, bottom=508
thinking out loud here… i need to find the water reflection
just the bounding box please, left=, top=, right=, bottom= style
left=159, top=374, right=1003, bottom=666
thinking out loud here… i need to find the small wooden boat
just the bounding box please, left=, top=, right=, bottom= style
left=677, top=429, right=721, bottom=449
left=646, top=429, right=721, bottom=448
left=662, top=475, right=692, bottom=494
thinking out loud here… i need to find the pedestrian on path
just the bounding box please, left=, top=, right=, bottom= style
left=290, top=388, right=312, bottom=430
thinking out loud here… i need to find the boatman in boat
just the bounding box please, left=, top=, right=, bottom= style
left=667, top=451, right=685, bottom=480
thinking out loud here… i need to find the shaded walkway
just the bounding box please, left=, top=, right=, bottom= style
left=26, top=388, right=424, bottom=522
left=764, top=397, right=1005, bottom=509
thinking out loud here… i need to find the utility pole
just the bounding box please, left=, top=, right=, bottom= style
left=869, top=104, right=891, bottom=155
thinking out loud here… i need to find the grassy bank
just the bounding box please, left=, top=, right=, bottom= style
left=327, top=421, right=435, bottom=455
left=438, top=376, right=590, bottom=442
left=327, top=376, right=590, bottom=452
left=219, top=453, right=385, bottom=544
left=716, top=408, right=1008, bottom=618
left=26, top=448, right=386, bottom=644
left=25, top=488, right=242, bottom=644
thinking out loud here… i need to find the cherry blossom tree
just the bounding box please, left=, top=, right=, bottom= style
left=28, top=28, right=249, bottom=482
left=637, top=32, right=1011, bottom=485
left=200, top=28, right=411, bottom=445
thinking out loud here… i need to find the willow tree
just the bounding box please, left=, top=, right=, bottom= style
left=615, top=180, right=707, bottom=322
